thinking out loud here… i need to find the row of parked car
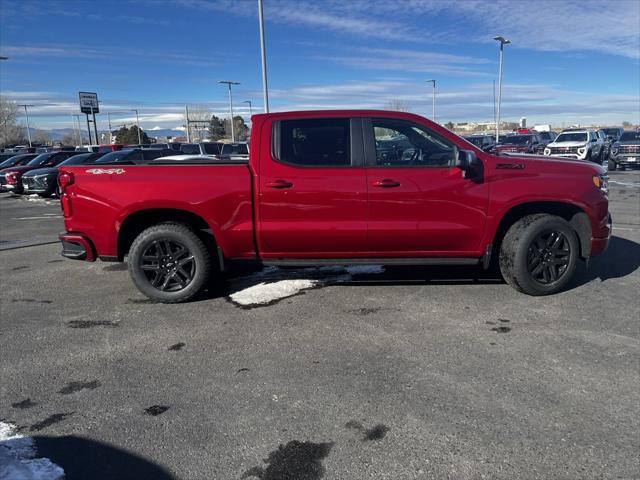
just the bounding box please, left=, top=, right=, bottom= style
left=0, top=141, right=249, bottom=197
left=463, top=127, right=639, bottom=170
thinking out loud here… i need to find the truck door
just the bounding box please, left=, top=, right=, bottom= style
left=257, top=117, right=367, bottom=257
left=364, top=117, right=489, bottom=255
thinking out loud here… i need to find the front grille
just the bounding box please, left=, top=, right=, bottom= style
left=619, top=145, right=640, bottom=154
left=550, top=146, right=578, bottom=154
left=22, top=175, right=51, bottom=190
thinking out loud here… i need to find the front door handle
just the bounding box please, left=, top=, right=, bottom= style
left=266, top=180, right=294, bottom=189
left=373, top=179, right=401, bottom=188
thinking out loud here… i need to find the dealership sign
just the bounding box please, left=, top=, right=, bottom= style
left=79, top=91, right=99, bottom=114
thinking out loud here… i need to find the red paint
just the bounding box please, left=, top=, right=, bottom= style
left=59, top=110, right=611, bottom=265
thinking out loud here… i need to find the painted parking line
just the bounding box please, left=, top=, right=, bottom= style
left=610, top=180, right=640, bottom=187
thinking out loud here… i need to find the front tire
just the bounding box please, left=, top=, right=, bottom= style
left=128, top=223, right=212, bottom=303
left=608, top=159, right=617, bottom=171
left=499, top=214, right=579, bottom=296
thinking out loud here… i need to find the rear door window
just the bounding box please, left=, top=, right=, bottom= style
left=275, top=118, right=351, bottom=167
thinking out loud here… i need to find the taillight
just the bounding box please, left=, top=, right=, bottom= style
left=58, top=172, right=74, bottom=192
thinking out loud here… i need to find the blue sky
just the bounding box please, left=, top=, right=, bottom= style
left=1, top=0, right=639, bottom=131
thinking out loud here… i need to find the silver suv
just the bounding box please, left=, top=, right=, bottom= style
left=543, top=130, right=605, bottom=163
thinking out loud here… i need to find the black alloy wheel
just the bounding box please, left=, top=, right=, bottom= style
left=526, top=230, right=571, bottom=285
left=128, top=222, right=212, bottom=303
left=139, top=239, right=195, bottom=292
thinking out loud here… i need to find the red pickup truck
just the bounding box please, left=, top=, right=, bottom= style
left=58, top=110, right=611, bottom=302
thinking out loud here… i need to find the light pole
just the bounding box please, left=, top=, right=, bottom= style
left=258, top=0, right=269, bottom=112
left=493, top=35, right=511, bottom=142
left=218, top=80, right=240, bottom=141
left=18, top=104, right=34, bottom=147
left=426, top=79, right=436, bottom=122
left=73, top=114, right=82, bottom=145
left=131, top=109, right=142, bottom=144
left=243, top=100, right=253, bottom=118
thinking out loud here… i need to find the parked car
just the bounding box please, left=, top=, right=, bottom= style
left=58, top=110, right=610, bottom=302
left=495, top=134, right=542, bottom=154
left=22, top=152, right=106, bottom=197
left=0, top=151, right=78, bottom=193
left=544, top=130, right=605, bottom=162
left=609, top=130, right=640, bottom=170
left=463, top=135, right=496, bottom=152
left=91, top=148, right=177, bottom=165
left=0, top=154, right=39, bottom=191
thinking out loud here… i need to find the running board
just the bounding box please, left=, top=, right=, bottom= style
left=263, top=258, right=481, bottom=267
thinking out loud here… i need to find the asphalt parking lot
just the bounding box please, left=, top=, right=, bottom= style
left=1, top=172, right=639, bottom=480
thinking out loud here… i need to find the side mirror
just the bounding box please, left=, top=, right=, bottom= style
left=456, top=149, right=477, bottom=170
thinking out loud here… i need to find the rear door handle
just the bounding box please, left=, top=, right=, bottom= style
left=266, top=180, right=294, bottom=189
left=373, top=179, right=401, bottom=188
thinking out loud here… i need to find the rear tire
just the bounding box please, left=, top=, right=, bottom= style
left=128, top=223, right=212, bottom=303
left=608, top=159, right=616, bottom=171
left=499, top=214, right=579, bottom=296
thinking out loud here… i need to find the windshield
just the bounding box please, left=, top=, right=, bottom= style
left=555, top=133, right=587, bottom=143
left=59, top=153, right=99, bottom=166
left=620, top=131, right=640, bottom=142
left=93, top=150, right=133, bottom=164
left=26, top=153, right=53, bottom=166
left=0, top=155, right=33, bottom=168
left=499, top=135, right=531, bottom=144
left=602, top=128, right=620, bottom=137
left=180, top=144, right=200, bottom=154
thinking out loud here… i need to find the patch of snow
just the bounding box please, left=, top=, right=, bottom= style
left=227, top=264, right=385, bottom=307
left=0, top=421, right=64, bottom=480
left=229, top=279, right=318, bottom=306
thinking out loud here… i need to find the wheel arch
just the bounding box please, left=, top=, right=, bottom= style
left=117, top=208, right=218, bottom=262
left=492, top=201, right=591, bottom=259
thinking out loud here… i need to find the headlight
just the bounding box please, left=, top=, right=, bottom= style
left=543, top=148, right=550, bottom=155
left=611, top=147, right=618, bottom=156
left=593, top=174, right=609, bottom=195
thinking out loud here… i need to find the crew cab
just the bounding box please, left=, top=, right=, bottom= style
left=58, top=110, right=611, bottom=302
left=544, top=130, right=604, bottom=163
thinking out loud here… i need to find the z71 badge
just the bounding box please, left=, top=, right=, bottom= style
left=85, top=168, right=126, bottom=175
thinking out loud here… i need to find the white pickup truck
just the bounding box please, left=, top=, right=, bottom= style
left=543, top=130, right=605, bottom=163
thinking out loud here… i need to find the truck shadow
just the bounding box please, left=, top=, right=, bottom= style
left=30, top=435, right=175, bottom=480
left=204, top=235, right=639, bottom=303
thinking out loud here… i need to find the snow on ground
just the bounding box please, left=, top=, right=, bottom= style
left=229, top=279, right=319, bottom=306
left=0, top=422, right=64, bottom=480
left=228, top=265, right=385, bottom=308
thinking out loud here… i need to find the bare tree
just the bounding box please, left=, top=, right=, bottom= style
left=0, top=95, right=21, bottom=146
left=61, top=133, right=77, bottom=145
left=32, top=129, right=51, bottom=145
left=386, top=99, right=411, bottom=112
